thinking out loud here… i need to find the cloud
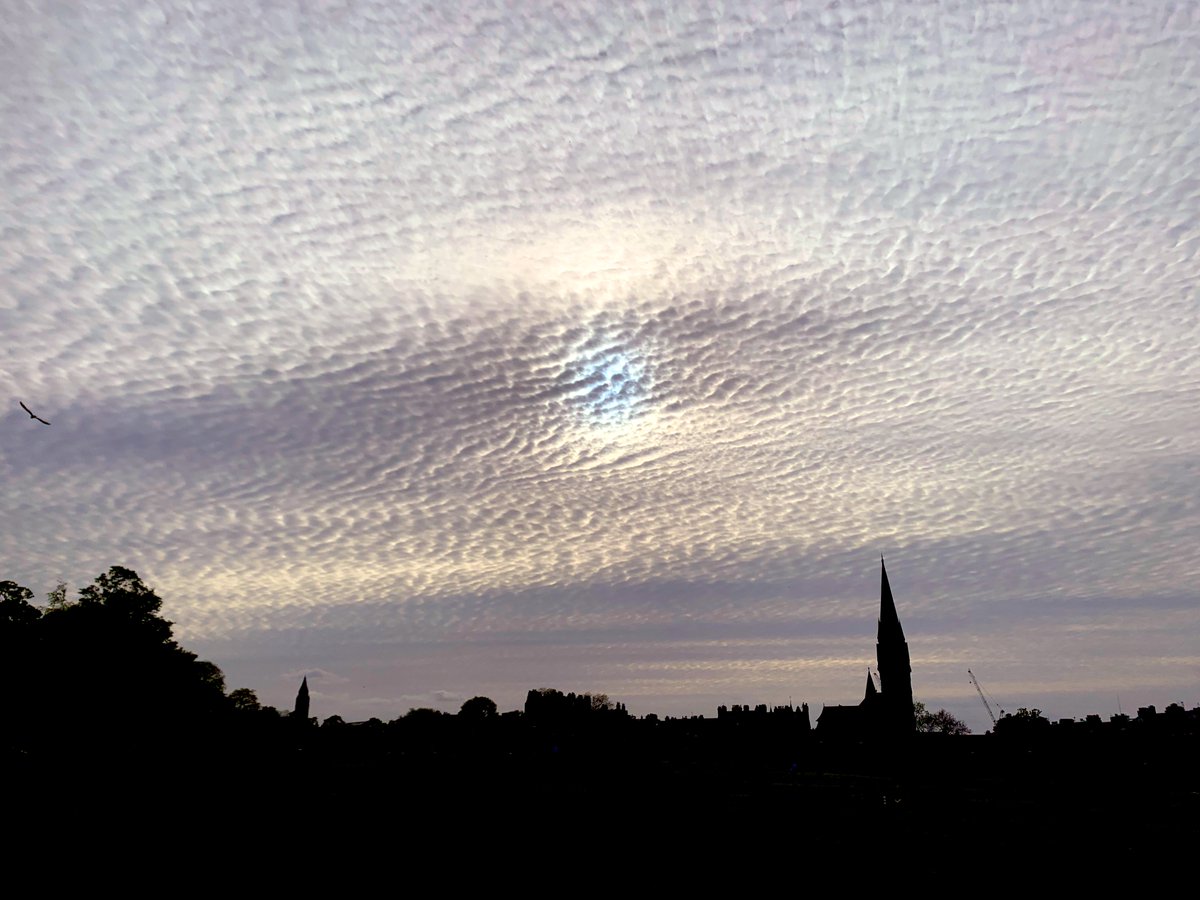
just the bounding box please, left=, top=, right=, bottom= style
left=1, top=1, right=1198, bottom=721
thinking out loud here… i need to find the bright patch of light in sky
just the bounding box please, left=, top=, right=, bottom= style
left=568, top=340, right=650, bottom=426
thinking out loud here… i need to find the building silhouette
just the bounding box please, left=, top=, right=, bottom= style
left=817, top=559, right=915, bottom=737
left=876, top=559, right=915, bottom=732
left=716, top=702, right=811, bottom=731
left=293, top=676, right=310, bottom=721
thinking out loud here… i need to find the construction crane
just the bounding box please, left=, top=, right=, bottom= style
left=967, top=669, right=1003, bottom=726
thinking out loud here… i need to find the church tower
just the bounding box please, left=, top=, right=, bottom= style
left=876, top=559, right=915, bottom=733
left=294, top=676, right=310, bottom=722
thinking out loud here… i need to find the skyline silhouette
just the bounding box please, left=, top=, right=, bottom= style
left=2, top=561, right=1193, bottom=734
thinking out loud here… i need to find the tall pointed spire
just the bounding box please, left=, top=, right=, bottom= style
left=879, top=557, right=905, bottom=640
left=875, top=558, right=915, bottom=733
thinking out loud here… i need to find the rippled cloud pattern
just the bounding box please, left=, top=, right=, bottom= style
left=2, top=1, right=1198, bottom=726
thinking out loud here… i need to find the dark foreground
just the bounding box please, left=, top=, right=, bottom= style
left=9, top=722, right=1196, bottom=863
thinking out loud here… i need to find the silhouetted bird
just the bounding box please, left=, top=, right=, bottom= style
left=19, top=402, right=50, bottom=426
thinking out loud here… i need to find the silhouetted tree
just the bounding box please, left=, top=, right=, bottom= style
left=229, top=688, right=262, bottom=712
left=0, top=581, right=40, bottom=628
left=913, top=701, right=970, bottom=735
left=0, top=581, right=42, bottom=750
left=77, top=566, right=168, bottom=630
left=15, top=566, right=229, bottom=756
left=45, top=581, right=69, bottom=610
left=459, top=696, right=498, bottom=720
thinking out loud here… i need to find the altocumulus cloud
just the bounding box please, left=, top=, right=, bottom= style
left=1, top=0, right=1198, bottom=724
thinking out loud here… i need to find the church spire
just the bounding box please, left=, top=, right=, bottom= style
left=864, top=669, right=878, bottom=699
left=875, top=558, right=915, bottom=733
left=293, top=675, right=310, bottom=721
left=879, top=557, right=906, bottom=641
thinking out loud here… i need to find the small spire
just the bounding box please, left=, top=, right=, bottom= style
left=294, top=675, right=311, bottom=720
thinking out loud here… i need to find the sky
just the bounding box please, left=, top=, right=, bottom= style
left=2, top=0, right=1198, bottom=733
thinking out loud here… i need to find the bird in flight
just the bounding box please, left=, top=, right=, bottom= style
left=19, top=401, right=50, bottom=426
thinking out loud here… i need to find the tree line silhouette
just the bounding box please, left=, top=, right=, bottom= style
left=2, top=567, right=228, bottom=758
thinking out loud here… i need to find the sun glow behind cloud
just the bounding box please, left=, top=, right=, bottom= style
left=565, top=338, right=651, bottom=427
